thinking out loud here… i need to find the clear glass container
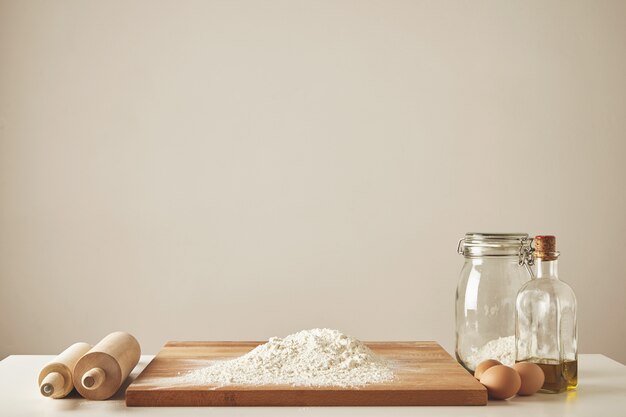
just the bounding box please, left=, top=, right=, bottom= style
left=455, top=233, right=533, bottom=373
left=516, top=235, right=578, bottom=393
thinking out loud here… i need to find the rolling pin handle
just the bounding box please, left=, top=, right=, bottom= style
left=82, top=368, right=106, bottom=390
left=40, top=372, right=64, bottom=397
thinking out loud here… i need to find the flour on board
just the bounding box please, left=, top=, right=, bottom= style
left=179, top=328, right=394, bottom=387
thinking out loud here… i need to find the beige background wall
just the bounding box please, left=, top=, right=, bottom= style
left=1, top=0, right=625, bottom=363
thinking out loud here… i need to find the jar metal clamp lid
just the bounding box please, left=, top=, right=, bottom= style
left=457, top=232, right=535, bottom=276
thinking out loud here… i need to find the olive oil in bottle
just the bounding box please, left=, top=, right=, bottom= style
left=517, top=358, right=578, bottom=393
left=516, top=236, right=578, bottom=393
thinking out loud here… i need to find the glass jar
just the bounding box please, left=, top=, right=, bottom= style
left=455, top=233, right=533, bottom=373
left=516, top=235, right=577, bottom=393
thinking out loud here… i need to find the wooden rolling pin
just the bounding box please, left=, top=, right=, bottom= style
left=38, top=342, right=92, bottom=398
left=73, top=331, right=140, bottom=400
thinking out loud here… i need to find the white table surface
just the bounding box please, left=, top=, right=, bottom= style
left=1, top=354, right=625, bottom=416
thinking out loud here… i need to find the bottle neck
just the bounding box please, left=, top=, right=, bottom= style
left=535, top=258, right=559, bottom=279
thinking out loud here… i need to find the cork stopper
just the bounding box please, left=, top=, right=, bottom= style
left=534, top=235, right=559, bottom=260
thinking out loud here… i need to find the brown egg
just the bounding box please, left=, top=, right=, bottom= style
left=479, top=365, right=521, bottom=400
left=474, top=359, right=502, bottom=379
left=513, top=362, right=545, bottom=395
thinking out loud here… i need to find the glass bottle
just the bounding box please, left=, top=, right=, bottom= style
left=516, top=235, right=578, bottom=393
left=455, top=233, right=533, bottom=373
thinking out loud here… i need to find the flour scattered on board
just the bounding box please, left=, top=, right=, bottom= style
left=466, top=336, right=515, bottom=370
left=178, top=328, right=394, bottom=387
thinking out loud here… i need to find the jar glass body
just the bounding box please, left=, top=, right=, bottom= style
left=455, top=254, right=531, bottom=372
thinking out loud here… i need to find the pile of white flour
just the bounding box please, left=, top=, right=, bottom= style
left=179, top=328, right=394, bottom=387
left=466, top=335, right=515, bottom=369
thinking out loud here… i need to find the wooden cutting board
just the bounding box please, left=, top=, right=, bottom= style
left=125, top=341, right=486, bottom=406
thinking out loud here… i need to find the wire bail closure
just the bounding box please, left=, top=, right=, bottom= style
left=519, top=237, right=535, bottom=278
